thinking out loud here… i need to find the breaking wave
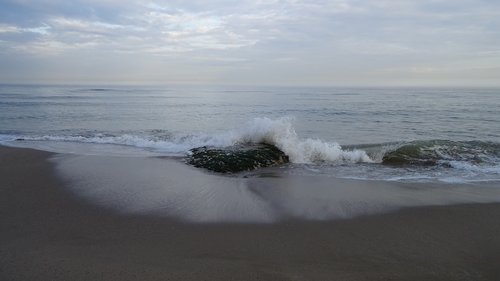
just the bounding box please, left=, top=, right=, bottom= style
left=1, top=117, right=372, bottom=164
left=2, top=117, right=500, bottom=181
left=227, top=117, right=372, bottom=163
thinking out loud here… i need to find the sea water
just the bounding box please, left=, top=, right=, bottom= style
left=1, top=84, right=499, bottom=183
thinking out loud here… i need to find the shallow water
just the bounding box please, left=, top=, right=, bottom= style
left=53, top=154, right=500, bottom=223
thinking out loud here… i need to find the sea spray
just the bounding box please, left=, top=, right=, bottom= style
left=231, top=117, right=373, bottom=164
left=3, top=121, right=500, bottom=182
left=2, top=117, right=373, bottom=164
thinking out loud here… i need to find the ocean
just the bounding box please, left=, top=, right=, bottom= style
left=1, top=84, right=499, bottom=184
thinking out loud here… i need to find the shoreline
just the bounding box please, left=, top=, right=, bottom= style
left=1, top=145, right=500, bottom=280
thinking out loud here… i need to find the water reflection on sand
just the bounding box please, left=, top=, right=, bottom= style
left=54, top=154, right=500, bottom=223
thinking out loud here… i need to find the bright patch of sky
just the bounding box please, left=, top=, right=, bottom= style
left=0, top=0, right=499, bottom=86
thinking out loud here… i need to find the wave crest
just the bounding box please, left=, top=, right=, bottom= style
left=232, top=117, right=373, bottom=164
left=0, top=117, right=373, bottom=164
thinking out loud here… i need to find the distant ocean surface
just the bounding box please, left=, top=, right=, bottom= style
left=1, top=84, right=499, bottom=183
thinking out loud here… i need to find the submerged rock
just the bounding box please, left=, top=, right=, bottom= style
left=380, top=140, right=499, bottom=166
left=187, top=144, right=289, bottom=173
left=382, top=144, right=438, bottom=166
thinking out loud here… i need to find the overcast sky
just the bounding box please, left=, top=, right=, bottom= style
left=1, top=0, right=499, bottom=86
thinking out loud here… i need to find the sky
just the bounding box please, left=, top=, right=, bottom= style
left=0, top=0, right=499, bottom=86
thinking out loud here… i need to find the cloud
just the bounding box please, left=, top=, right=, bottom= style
left=0, top=0, right=499, bottom=85
left=0, top=1, right=271, bottom=55
left=0, top=23, right=50, bottom=34
left=337, top=38, right=419, bottom=56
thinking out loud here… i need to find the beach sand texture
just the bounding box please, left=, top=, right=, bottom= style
left=1, top=146, right=500, bottom=281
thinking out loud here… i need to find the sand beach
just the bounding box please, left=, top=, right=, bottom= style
left=2, top=145, right=500, bottom=280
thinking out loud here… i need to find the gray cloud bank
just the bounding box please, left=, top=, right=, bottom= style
left=1, top=0, right=499, bottom=86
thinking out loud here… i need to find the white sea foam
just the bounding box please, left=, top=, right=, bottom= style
left=445, top=160, right=500, bottom=174
left=0, top=117, right=373, bottom=164
left=229, top=117, right=373, bottom=163
left=3, top=117, right=499, bottom=183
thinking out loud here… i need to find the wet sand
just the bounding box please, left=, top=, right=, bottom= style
left=1, top=145, right=500, bottom=280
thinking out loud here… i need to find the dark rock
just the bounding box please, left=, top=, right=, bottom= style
left=187, top=144, right=289, bottom=173
left=382, top=142, right=438, bottom=166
